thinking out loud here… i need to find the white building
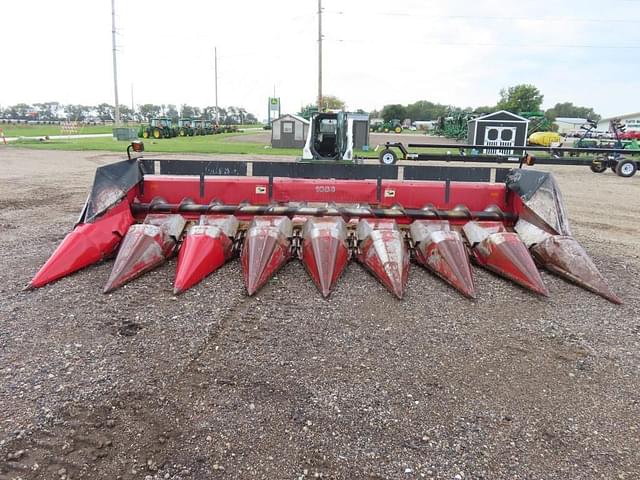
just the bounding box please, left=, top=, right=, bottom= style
left=555, top=117, right=587, bottom=134
left=598, top=112, right=640, bottom=132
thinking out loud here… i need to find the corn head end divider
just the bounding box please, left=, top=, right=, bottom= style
left=27, top=145, right=621, bottom=303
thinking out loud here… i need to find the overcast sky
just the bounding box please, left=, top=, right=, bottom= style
left=2, top=0, right=639, bottom=119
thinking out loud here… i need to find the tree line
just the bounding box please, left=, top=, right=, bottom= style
left=0, top=102, right=259, bottom=125
left=372, top=84, right=601, bottom=123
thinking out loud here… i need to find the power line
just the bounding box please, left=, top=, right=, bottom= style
left=325, top=37, right=640, bottom=49
left=324, top=10, right=640, bottom=24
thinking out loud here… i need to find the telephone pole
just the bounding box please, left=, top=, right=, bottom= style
left=214, top=47, right=219, bottom=122
left=317, top=0, right=323, bottom=111
left=111, top=0, right=120, bottom=125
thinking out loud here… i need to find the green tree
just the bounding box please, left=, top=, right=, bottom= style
left=138, top=104, right=161, bottom=121
left=118, top=105, right=134, bottom=122
left=96, top=103, right=114, bottom=120
left=545, top=102, right=600, bottom=122
left=7, top=103, right=32, bottom=119
left=381, top=104, right=408, bottom=122
left=405, top=100, right=449, bottom=121
left=322, top=95, right=345, bottom=110
left=64, top=104, right=89, bottom=121
left=165, top=104, right=179, bottom=121
left=497, top=84, right=544, bottom=113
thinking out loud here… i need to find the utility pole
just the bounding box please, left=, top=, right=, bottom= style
left=111, top=0, right=120, bottom=126
left=317, top=0, right=323, bottom=111
left=131, top=83, right=134, bottom=112
left=214, top=47, right=219, bottom=122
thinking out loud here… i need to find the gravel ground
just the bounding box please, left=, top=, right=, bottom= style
left=0, top=148, right=639, bottom=480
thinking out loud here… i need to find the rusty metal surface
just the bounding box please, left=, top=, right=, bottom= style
left=411, top=220, right=475, bottom=298
left=465, top=222, right=549, bottom=297
left=506, top=170, right=571, bottom=235
left=532, top=236, right=622, bottom=304
left=357, top=220, right=410, bottom=299
left=301, top=217, right=350, bottom=298
left=241, top=216, right=293, bottom=295
left=103, top=215, right=185, bottom=293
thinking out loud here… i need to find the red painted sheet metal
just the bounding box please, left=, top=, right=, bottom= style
left=29, top=200, right=134, bottom=289
left=140, top=176, right=270, bottom=205
left=139, top=176, right=512, bottom=212
left=380, top=181, right=508, bottom=211
left=272, top=178, right=378, bottom=204
left=173, top=216, right=238, bottom=294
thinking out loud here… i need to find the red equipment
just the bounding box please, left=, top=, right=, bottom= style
left=27, top=146, right=622, bottom=304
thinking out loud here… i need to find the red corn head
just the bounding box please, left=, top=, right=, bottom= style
left=410, top=220, right=475, bottom=298
left=301, top=217, right=350, bottom=298
left=463, top=221, right=548, bottom=296
left=173, top=215, right=239, bottom=294
left=356, top=219, right=409, bottom=299
left=103, top=214, right=186, bottom=293
left=241, top=216, right=293, bottom=295
left=514, top=219, right=621, bottom=304
left=29, top=201, right=134, bottom=289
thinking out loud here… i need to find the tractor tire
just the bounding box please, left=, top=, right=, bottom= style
left=589, top=160, right=607, bottom=173
left=383, top=128, right=389, bottom=133
left=179, top=128, right=186, bottom=137
left=394, top=126, right=402, bottom=134
left=379, top=148, right=398, bottom=165
left=615, top=159, right=637, bottom=177
left=153, top=127, right=162, bottom=139
left=142, top=129, right=150, bottom=139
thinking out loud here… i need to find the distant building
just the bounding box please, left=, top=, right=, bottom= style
left=467, top=110, right=529, bottom=154
left=554, top=117, right=587, bottom=134
left=271, top=114, right=309, bottom=148
left=598, top=112, right=640, bottom=132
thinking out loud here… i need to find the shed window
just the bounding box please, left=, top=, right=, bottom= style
left=282, top=121, right=293, bottom=133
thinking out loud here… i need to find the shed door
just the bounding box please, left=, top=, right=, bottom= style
left=281, top=121, right=295, bottom=146
left=484, top=126, right=516, bottom=155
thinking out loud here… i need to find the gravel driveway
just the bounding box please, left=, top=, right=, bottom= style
left=0, top=148, right=639, bottom=480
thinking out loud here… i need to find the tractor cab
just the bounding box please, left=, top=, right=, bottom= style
left=178, top=118, right=194, bottom=136
left=303, top=112, right=353, bottom=161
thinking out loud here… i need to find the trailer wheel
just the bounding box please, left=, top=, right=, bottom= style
left=589, top=159, right=607, bottom=173
left=379, top=148, right=397, bottom=165
left=615, top=159, right=637, bottom=178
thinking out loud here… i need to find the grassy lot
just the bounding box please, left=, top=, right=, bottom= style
left=7, top=133, right=304, bottom=157
left=0, top=124, right=119, bottom=137
left=0, top=123, right=264, bottom=138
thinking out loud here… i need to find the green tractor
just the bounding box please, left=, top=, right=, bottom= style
left=192, top=119, right=206, bottom=136
left=370, top=118, right=403, bottom=134
left=140, top=117, right=176, bottom=139
left=178, top=118, right=195, bottom=137
left=203, top=120, right=216, bottom=135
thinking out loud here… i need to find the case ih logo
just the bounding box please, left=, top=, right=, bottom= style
left=315, top=185, right=336, bottom=193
